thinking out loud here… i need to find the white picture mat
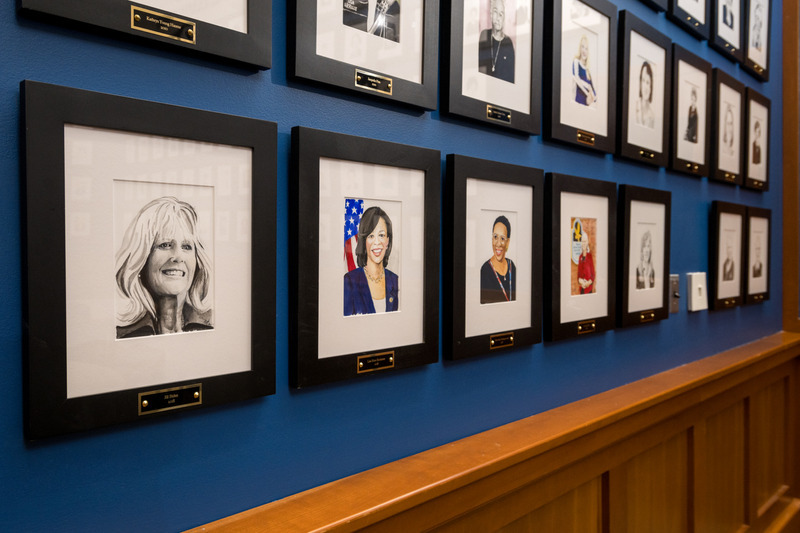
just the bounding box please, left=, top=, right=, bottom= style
left=317, top=0, right=424, bottom=83
left=716, top=0, right=740, bottom=48
left=676, top=59, right=707, bottom=165
left=139, top=0, right=248, bottom=32
left=747, top=0, right=768, bottom=68
left=64, top=125, right=253, bottom=399
left=559, top=0, right=609, bottom=136
left=460, top=0, right=533, bottom=113
left=678, top=0, right=706, bottom=23
left=717, top=211, right=742, bottom=299
left=560, top=191, right=608, bottom=323
left=717, top=82, right=742, bottom=174
left=464, top=178, right=533, bottom=337
left=627, top=200, right=665, bottom=313
left=317, top=158, right=425, bottom=358
left=748, top=99, right=768, bottom=181
left=626, top=31, right=666, bottom=152
left=747, top=216, right=768, bottom=294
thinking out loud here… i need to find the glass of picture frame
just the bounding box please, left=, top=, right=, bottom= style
left=617, top=11, right=672, bottom=167
left=671, top=44, right=712, bottom=178
left=544, top=173, right=616, bottom=341
left=710, top=201, right=746, bottom=310
left=292, top=0, right=440, bottom=109
left=744, top=87, right=770, bottom=191
left=711, top=68, right=745, bottom=185
left=444, top=155, right=543, bottom=360
left=743, top=0, right=770, bottom=81
left=544, top=0, right=617, bottom=153
left=668, top=0, right=710, bottom=40
left=711, top=0, right=744, bottom=62
left=19, top=0, right=271, bottom=69
left=617, top=185, right=671, bottom=328
left=445, top=0, right=543, bottom=134
left=745, top=206, right=770, bottom=304
left=21, top=81, right=277, bottom=440
left=291, top=127, right=440, bottom=387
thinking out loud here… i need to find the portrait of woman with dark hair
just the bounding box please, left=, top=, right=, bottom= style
left=115, top=196, right=213, bottom=339
left=343, top=206, right=399, bottom=316
left=685, top=87, right=698, bottom=143
left=635, top=230, right=655, bottom=290
left=480, top=215, right=516, bottom=304
left=752, top=120, right=762, bottom=164
left=635, top=60, right=655, bottom=129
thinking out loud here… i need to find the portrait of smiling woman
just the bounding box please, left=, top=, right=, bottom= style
left=115, top=196, right=214, bottom=339
left=480, top=215, right=516, bottom=304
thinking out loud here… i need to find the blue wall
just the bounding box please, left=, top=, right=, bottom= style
left=0, top=0, right=782, bottom=531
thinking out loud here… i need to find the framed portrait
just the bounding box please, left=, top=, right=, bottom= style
left=711, top=0, right=744, bottom=62
left=444, top=155, right=543, bottom=360
left=544, top=173, right=616, bottom=341
left=21, top=81, right=277, bottom=440
left=617, top=11, right=671, bottom=167
left=291, top=127, right=439, bottom=387
left=668, top=0, right=710, bottom=40
left=670, top=45, right=711, bottom=178
left=639, top=0, right=667, bottom=12
left=710, top=201, right=745, bottom=310
left=444, top=0, right=543, bottom=134
left=711, top=69, right=745, bottom=185
left=743, top=0, right=770, bottom=80
left=292, top=0, right=439, bottom=109
left=19, top=0, right=271, bottom=69
left=745, top=207, right=770, bottom=304
left=744, top=87, right=770, bottom=190
left=544, top=0, right=617, bottom=153
left=617, top=185, right=671, bottom=327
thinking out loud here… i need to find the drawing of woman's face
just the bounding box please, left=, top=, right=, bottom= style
left=143, top=229, right=197, bottom=298
left=366, top=217, right=389, bottom=266
left=641, top=233, right=652, bottom=263
left=725, top=108, right=735, bottom=141
left=492, top=221, right=509, bottom=262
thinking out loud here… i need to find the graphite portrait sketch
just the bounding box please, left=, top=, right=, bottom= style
left=685, top=86, right=699, bottom=143
left=747, top=93, right=769, bottom=185
left=675, top=55, right=708, bottom=166
left=571, top=217, right=596, bottom=295
left=478, top=0, right=516, bottom=83
left=115, top=196, right=214, bottom=339
left=343, top=0, right=400, bottom=42
left=716, top=77, right=743, bottom=177
left=722, top=233, right=736, bottom=281
left=635, top=60, right=655, bottom=129
left=480, top=214, right=516, bottom=303
left=635, top=228, right=655, bottom=290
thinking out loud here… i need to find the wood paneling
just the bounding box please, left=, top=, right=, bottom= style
left=751, top=378, right=789, bottom=519
left=498, top=477, right=603, bottom=533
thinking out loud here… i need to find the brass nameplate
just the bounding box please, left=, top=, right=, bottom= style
left=754, top=65, right=764, bottom=74
left=577, top=320, right=596, bottom=335
left=131, top=6, right=196, bottom=44
left=639, top=310, right=656, bottom=323
left=685, top=162, right=700, bottom=173
left=357, top=351, right=395, bottom=373
left=355, top=69, right=392, bottom=95
left=723, top=298, right=737, bottom=307
left=752, top=181, right=764, bottom=189
left=139, top=383, right=201, bottom=416
left=486, top=105, right=512, bottom=123
left=723, top=172, right=737, bottom=182
left=576, top=130, right=595, bottom=146
left=753, top=294, right=765, bottom=301
left=638, top=149, right=655, bottom=160
left=489, top=332, right=514, bottom=350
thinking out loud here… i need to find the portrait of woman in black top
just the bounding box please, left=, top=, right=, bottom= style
left=480, top=215, right=516, bottom=303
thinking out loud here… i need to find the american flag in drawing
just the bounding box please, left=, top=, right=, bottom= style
left=344, top=198, right=364, bottom=272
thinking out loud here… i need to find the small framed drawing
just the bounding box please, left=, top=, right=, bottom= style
left=668, top=0, right=710, bottom=40
left=291, top=127, right=439, bottom=387
left=19, top=0, right=271, bottom=69
left=21, top=81, right=277, bottom=440
left=711, top=69, right=745, bottom=185
left=671, top=45, right=711, bottom=178
left=617, top=11, right=671, bottom=167
left=444, top=155, right=543, bottom=360
left=744, top=88, right=770, bottom=190
left=639, top=0, right=667, bottom=12
left=445, top=0, right=543, bottom=133
left=292, top=0, right=439, bottom=109
left=617, top=185, right=671, bottom=327
left=745, top=207, right=770, bottom=304
left=711, top=0, right=744, bottom=62
left=743, top=0, right=770, bottom=81
left=710, top=201, right=745, bottom=310
left=544, top=0, right=617, bottom=153
left=544, top=173, right=616, bottom=341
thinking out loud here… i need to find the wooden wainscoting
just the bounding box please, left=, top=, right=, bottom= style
left=190, top=332, right=800, bottom=533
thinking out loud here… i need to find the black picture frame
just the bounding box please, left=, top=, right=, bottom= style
left=710, top=201, right=746, bottom=310
left=544, top=0, right=617, bottom=154
left=639, top=0, right=668, bottom=12
left=617, top=185, right=671, bottom=327
left=21, top=81, right=277, bottom=440
left=668, top=0, right=711, bottom=40
left=745, top=206, right=770, bottom=304
left=444, top=0, right=543, bottom=134
left=617, top=11, right=672, bottom=167
left=19, top=0, right=271, bottom=69
left=290, top=127, right=440, bottom=387
left=444, top=155, right=543, bottom=360
left=291, top=0, right=439, bottom=109
left=744, top=87, right=770, bottom=191
left=711, top=68, right=745, bottom=185
left=742, top=0, right=770, bottom=81
left=670, top=44, right=712, bottom=178
left=544, top=173, right=616, bottom=341
left=710, top=0, right=745, bottom=62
